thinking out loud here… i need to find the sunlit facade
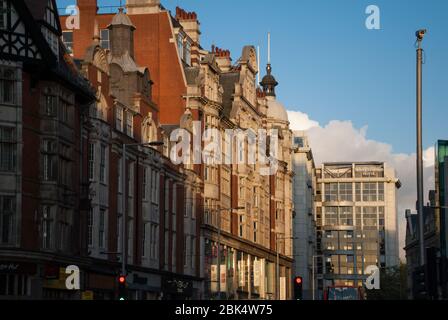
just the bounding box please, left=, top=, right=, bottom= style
left=314, top=162, right=400, bottom=298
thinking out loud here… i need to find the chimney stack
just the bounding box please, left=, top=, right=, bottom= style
left=77, top=0, right=98, bottom=12
left=175, top=7, right=201, bottom=45
left=212, top=46, right=232, bottom=72
left=126, top=0, right=161, bottom=15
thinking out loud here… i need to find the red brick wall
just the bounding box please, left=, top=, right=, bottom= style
left=61, top=8, right=186, bottom=126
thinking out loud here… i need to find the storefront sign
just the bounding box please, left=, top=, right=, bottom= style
left=133, top=274, right=148, bottom=285
left=162, top=277, right=193, bottom=296
left=44, top=266, right=81, bottom=290
left=0, top=262, right=36, bottom=274
left=81, top=290, right=94, bottom=300
left=0, top=263, right=19, bottom=273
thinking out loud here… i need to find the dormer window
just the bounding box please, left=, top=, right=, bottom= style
left=41, top=26, right=59, bottom=57
left=177, top=34, right=184, bottom=60
left=294, top=137, right=304, bottom=148
left=100, top=29, right=110, bottom=50
left=62, top=31, right=73, bottom=54
left=44, top=0, right=58, bottom=30
left=184, top=40, right=191, bottom=65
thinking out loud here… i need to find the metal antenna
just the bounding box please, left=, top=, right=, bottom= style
left=257, top=46, right=260, bottom=86
left=267, top=32, right=271, bottom=64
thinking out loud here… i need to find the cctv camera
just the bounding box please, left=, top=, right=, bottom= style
left=416, top=29, right=427, bottom=40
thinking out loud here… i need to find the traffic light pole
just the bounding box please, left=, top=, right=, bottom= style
left=121, top=144, right=127, bottom=277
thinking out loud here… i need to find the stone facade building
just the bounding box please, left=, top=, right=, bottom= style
left=77, top=9, right=202, bottom=299
left=0, top=0, right=296, bottom=300
left=292, top=132, right=316, bottom=300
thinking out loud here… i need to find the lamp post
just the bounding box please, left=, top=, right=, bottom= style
left=311, top=254, right=323, bottom=300
left=272, top=230, right=296, bottom=300
left=121, top=141, right=164, bottom=278
left=216, top=206, right=244, bottom=299
left=415, top=29, right=427, bottom=267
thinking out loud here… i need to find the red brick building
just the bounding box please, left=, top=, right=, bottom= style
left=60, top=0, right=294, bottom=300
left=0, top=0, right=295, bottom=300
left=77, top=8, right=202, bottom=300
left=0, top=0, right=202, bottom=300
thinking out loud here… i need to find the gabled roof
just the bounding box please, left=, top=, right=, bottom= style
left=14, top=0, right=94, bottom=100
left=200, top=54, right=220, bottom=73
left=24, top=0, right=62, bottom=34
left=5, top=0, right=53, bottom=64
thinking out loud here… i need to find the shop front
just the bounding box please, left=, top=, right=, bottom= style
left=0, top=261, right=37, bottom=299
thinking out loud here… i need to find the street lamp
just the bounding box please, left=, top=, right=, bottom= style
left=271, top=229, right=296, bottom=300
left=216, top=206, right=244, bottom=299
left=415, top=28, right=427, bottom=267
left=121, top=141, right=164, bottom=278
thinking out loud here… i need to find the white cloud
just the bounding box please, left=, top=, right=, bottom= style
left=288, top=111, right=435, bottom=261
left=287, top=110, right=320, bottom=131
left=424, top=146, right=435, bottom=168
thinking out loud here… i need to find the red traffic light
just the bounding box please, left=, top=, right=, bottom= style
left=118, top=275, right=126, bottom=284
left=295, top=277, right=303, bottom=285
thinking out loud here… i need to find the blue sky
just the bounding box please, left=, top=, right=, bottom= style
left=57, top=0, right=448, bottom=154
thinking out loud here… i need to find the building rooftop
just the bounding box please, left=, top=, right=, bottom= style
left=322, top=162, right=385, bottom=166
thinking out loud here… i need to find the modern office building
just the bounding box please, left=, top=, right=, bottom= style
left=434, top=140, right=448, bottom=298
left=314, top=162, right=401, bottom=299
left=292, top=132, right=316, bottom=300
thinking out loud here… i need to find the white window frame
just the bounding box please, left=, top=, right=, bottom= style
left=0, top=68, right=16, bottom=104
left=0, top=126, right=16, bottom=172
left=62, top=30, right=73, bottom=54
left=100, top=29, right=110, bottom=50
left=99, top=144, right=106, bottom=183
left=42, top=205, right=53, bottom=249
left=99, top=208, right=106, bottom=249
left=87, top=207, right=93, bottom=247
left=88, top=143, right=95, bottom=181
left=116, top=106, right=123, bottom=132
left=126, top=111, right=133, bottom=137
